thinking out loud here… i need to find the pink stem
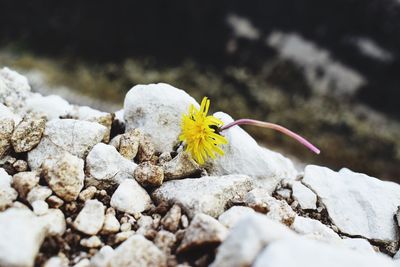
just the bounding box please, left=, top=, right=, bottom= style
left=220, top=119, right=320, bottom=154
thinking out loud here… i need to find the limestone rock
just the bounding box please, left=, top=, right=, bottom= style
left=101, top=208, right=120, bottom=234
left=0, top=208, right=47, bottom=267
left=28, top=119, right=106, bottom=169
left=218, top=206, right=255, bottom=228
left=85, top=143, right=137, bottom=189
left=27, top=186, right=52, bottom=204
left=40, top=208, right=66, bottom=236
left=25, top=94, right=72, bottom=120
left=106, top=235, right=167, bottom=267
left=292, top=181, right=317, bottom=210
left=115, top=129, right=141, bottom=160
left=291, top=216, right=341, bottom=242
left=32, top=200, right=49, bottom=215
left=41, top=152, right=84, bottom=201
left=73, top=199, right=106, bottom=235
left=152, top=175, right=253, bottom=218
left=177, top=213, right=228, bottom=254
left=211, top=213, right=295, bottom=267
left=12, top=171, right=39, bottom=198
left=162, top=151, right=202, bottom=181
left=303, top=165, right=400, bottom=242
left=110, top=179, right=152, bottom=214
left=0, top=67, right=31, bottom=112
left=154, top=230, right=177, bottom=255
left=0, top=118, right=14, bottom=158
left=134, top=162, right=164, bottom=187
left=11, top=115, right=46, bottom=153
left=124, top=83, right=199, bottom=152
left=0, top=168, right=18, bottom=211
left=0, top=103, right=21, bottom=125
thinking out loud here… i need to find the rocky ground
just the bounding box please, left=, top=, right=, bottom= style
left=1, top=67, right=400, bottom=267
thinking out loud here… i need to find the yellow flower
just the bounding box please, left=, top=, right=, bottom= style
left=179, top=97, right=228, bottom=164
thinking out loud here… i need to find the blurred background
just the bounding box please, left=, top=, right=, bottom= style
left=0, top=0, right=399, bottom=182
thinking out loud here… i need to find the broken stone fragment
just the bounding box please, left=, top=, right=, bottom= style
left=177, top=213, right=228, bottom=254
left=12, top=171, right=39, bottom=199
left=291, top=181, right=317, bottom=210
left=134, top=162, right=164, bottom=187
left=27, top=185, right=52, bottom=204
left=162, top=151, right=202, bottom=181
left=73, top=199, right=106, bottom=235
left=110, top=179, right=152, bottom=214
left=161, top=204, right=182, bottom=232
left=11, top=115, right=46, bottom=153
left=41, top=152, right=84, bottom=202
left=154, top=230, right=177, bottom=255
left=101, top=208, right=120, bottom=234
left=118, top=129, right=141, bottom=160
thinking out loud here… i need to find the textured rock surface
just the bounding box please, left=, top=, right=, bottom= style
left=85, top=143, right=137, bottom=189
left=162, top=151, right=202, bottom=181
left=303, top=165, right=400, bottom=242
left=11, top=115, right=46, bottom=153
left=291, top=216, right=341, bottom=242
left=0, top=118, right=14, bottom=158
left=12, top=171, right=39, bottom=198
left=41, top=152, right=84, bottom=201
left=291, top=181, right=317, bottom=210
left=28, top=119, right=106, bottom=169
left=124, top=83, right=199, bottom=152
left=0, top=168, right=18, bottom=211
left=25, top=94, right=72, bottom=120
left=134, top=162, right=164, bottom=187
left=152, top=175, right=253, bottom=218
left=73, top=199, right=105, bottom=235
left=110, top=179, right=152, bottom=214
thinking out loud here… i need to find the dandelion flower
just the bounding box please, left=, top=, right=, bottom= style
left=179, top=97, right=228, bottom=164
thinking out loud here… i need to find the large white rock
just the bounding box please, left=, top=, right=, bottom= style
left=123, top=83, right=199, bottom=152
left=291, top=216, right=341, bottom=242
left=292, top=181, right=317, bottom=210
left=28, top=119, right=107, bottom=169
left=211, top=213, right=295, bottom=267
left=85, top=143, right=137, bottom=189
left=0, top=168, right=18, bottom=211
left=25, top=94, right=73, bottom=120
left=106, top=235, right=167, bottom=267
left=0, top=208, right=47, bottom=267
left=152, top=175, right=253, bottom=218
left=110, top=179, right=152, bottom=215
left=0, top=67, right=31, bottom=113
left=207, top=112, right=297, bottom=194
left=253, top=237, right=394, bottom=267
left=303, top=165, right=400, bottom=242
left=73, top=199, right=105, bottom=235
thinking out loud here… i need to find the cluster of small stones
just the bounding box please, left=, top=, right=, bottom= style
left=1, top=68, right=399, bottom=267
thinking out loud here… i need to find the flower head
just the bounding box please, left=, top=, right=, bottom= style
left=179, top=97, right=228, bottom=164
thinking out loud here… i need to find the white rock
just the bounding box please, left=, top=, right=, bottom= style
left=90, top=246, right=114, bottom=267
left=0, top=168, right=18, bottom=211
left=124, top=83, right=199, bottom=152
left=340, top=238, right=376, bottom=253
left=0, top=208, right=47, bottom=267
left=152, top=175, right=253, bottom=218
left=73, top=199, right=105, bottom=235
left=162, top=151, right=202, bottom=181
left=41, top=152, right=85, bottom=201
left=28, top=119, right=107, bottom=169
left=25, top=94, right=72, bottom=120
left=32, top=200, right=49, bottom=215
left=86, top=143, right=137, bottom=189
left=211, top=213, right=295, bottom=267
left=27, top=186, right=52, bottom=204
left=44, top=256, right=69, bottom=267
left=253, top=237, right=394, bottom=267
left=11, top=115, right=46, bottom=153
left=303, top=165, right=400, bottom=242
left=292, top=181, right=317, bottom=210
left=12, top=171, right=39, bottom=199
left=80, top=236, right=103, bottom=248
left=291, top=216, right=341, bottom=242
left=40, top=208, right=66, bottom=236
left=0, top=118, right=14, bottom=159
left=106, top=235, right=167, bottom=267
left=207, top=112, right=297, bottom=194
left=218, top=206, right=255, bottom=228
left=74, top=259, right=90, bottom=267
left=110, top=179, right=152, bottom=215
left=101, top=208, right=120, bottom=234
left=178, top=213, right=228, bottom=253
left=0, top=103, right=21, bottom=124
left=0, top=67, right=31, bottom=112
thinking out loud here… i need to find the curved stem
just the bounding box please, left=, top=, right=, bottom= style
left=220, top=119, right=320, bottom=154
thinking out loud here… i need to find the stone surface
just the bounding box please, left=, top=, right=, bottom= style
left=152, top=175, right=253, bottom=218
left=40, top=208, right=67, bottom=236
left=291, top=181, right=317, bottom=210
left=218, top=206, right=256, bottom=228
left=117, top=129, right=141, bottom=160
left=0, top=103, right=21, bottom=125
left=177, top=213, right=228, bottom=253
left=27, top=186, right=52, bottom=204
left=211, top=213, right=295, bottom=267
left=0, top=168, right=18, bottom=211
left=25, top=94, right=73, bottom=120
left=11, top=115, right=46, bottom=153
left=90, top=246, right=114, bottom=267
left=161, top=204, right=182, bottom=232
left=32, top=200, right=49, bottom=215
left=134, top=162, right=164, bottom=187
left=303, top=165, right=400, bottom=242
left=0, top=118, right=14, bottom=158
left=0, top=208, right=47, bottom=267
left=81, top=236, right=103, bottom=248
left=244, top=188, right=296, bottom=226
left=291, top=216, right=341, bottom=242
left=106, top=235, right=167, bottom=267
left=73, top=199, right=106, bottom=235
left=41, top=152, right=84, bottom=201
left=154, top=230, right=177, bottom=254
left=28, top=119, right=106, bottom=169
left=124, top=83, right=199, bottom=152
left=0, top=67, right=31, bottom=112
left=78, top=186, right=97, bottom=202
left=162, top=151, right=202, bottom=181
left=252, top=237, right=394, bottom=267
left=12, top=171, right=39, bottom=198
left=110, top=179, right=152, bottom=214
left=101, top=208, right=121, bottom=234
left=85, top=143, right=137, bottom=189
left=207, top=112, right=297, bottom=194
